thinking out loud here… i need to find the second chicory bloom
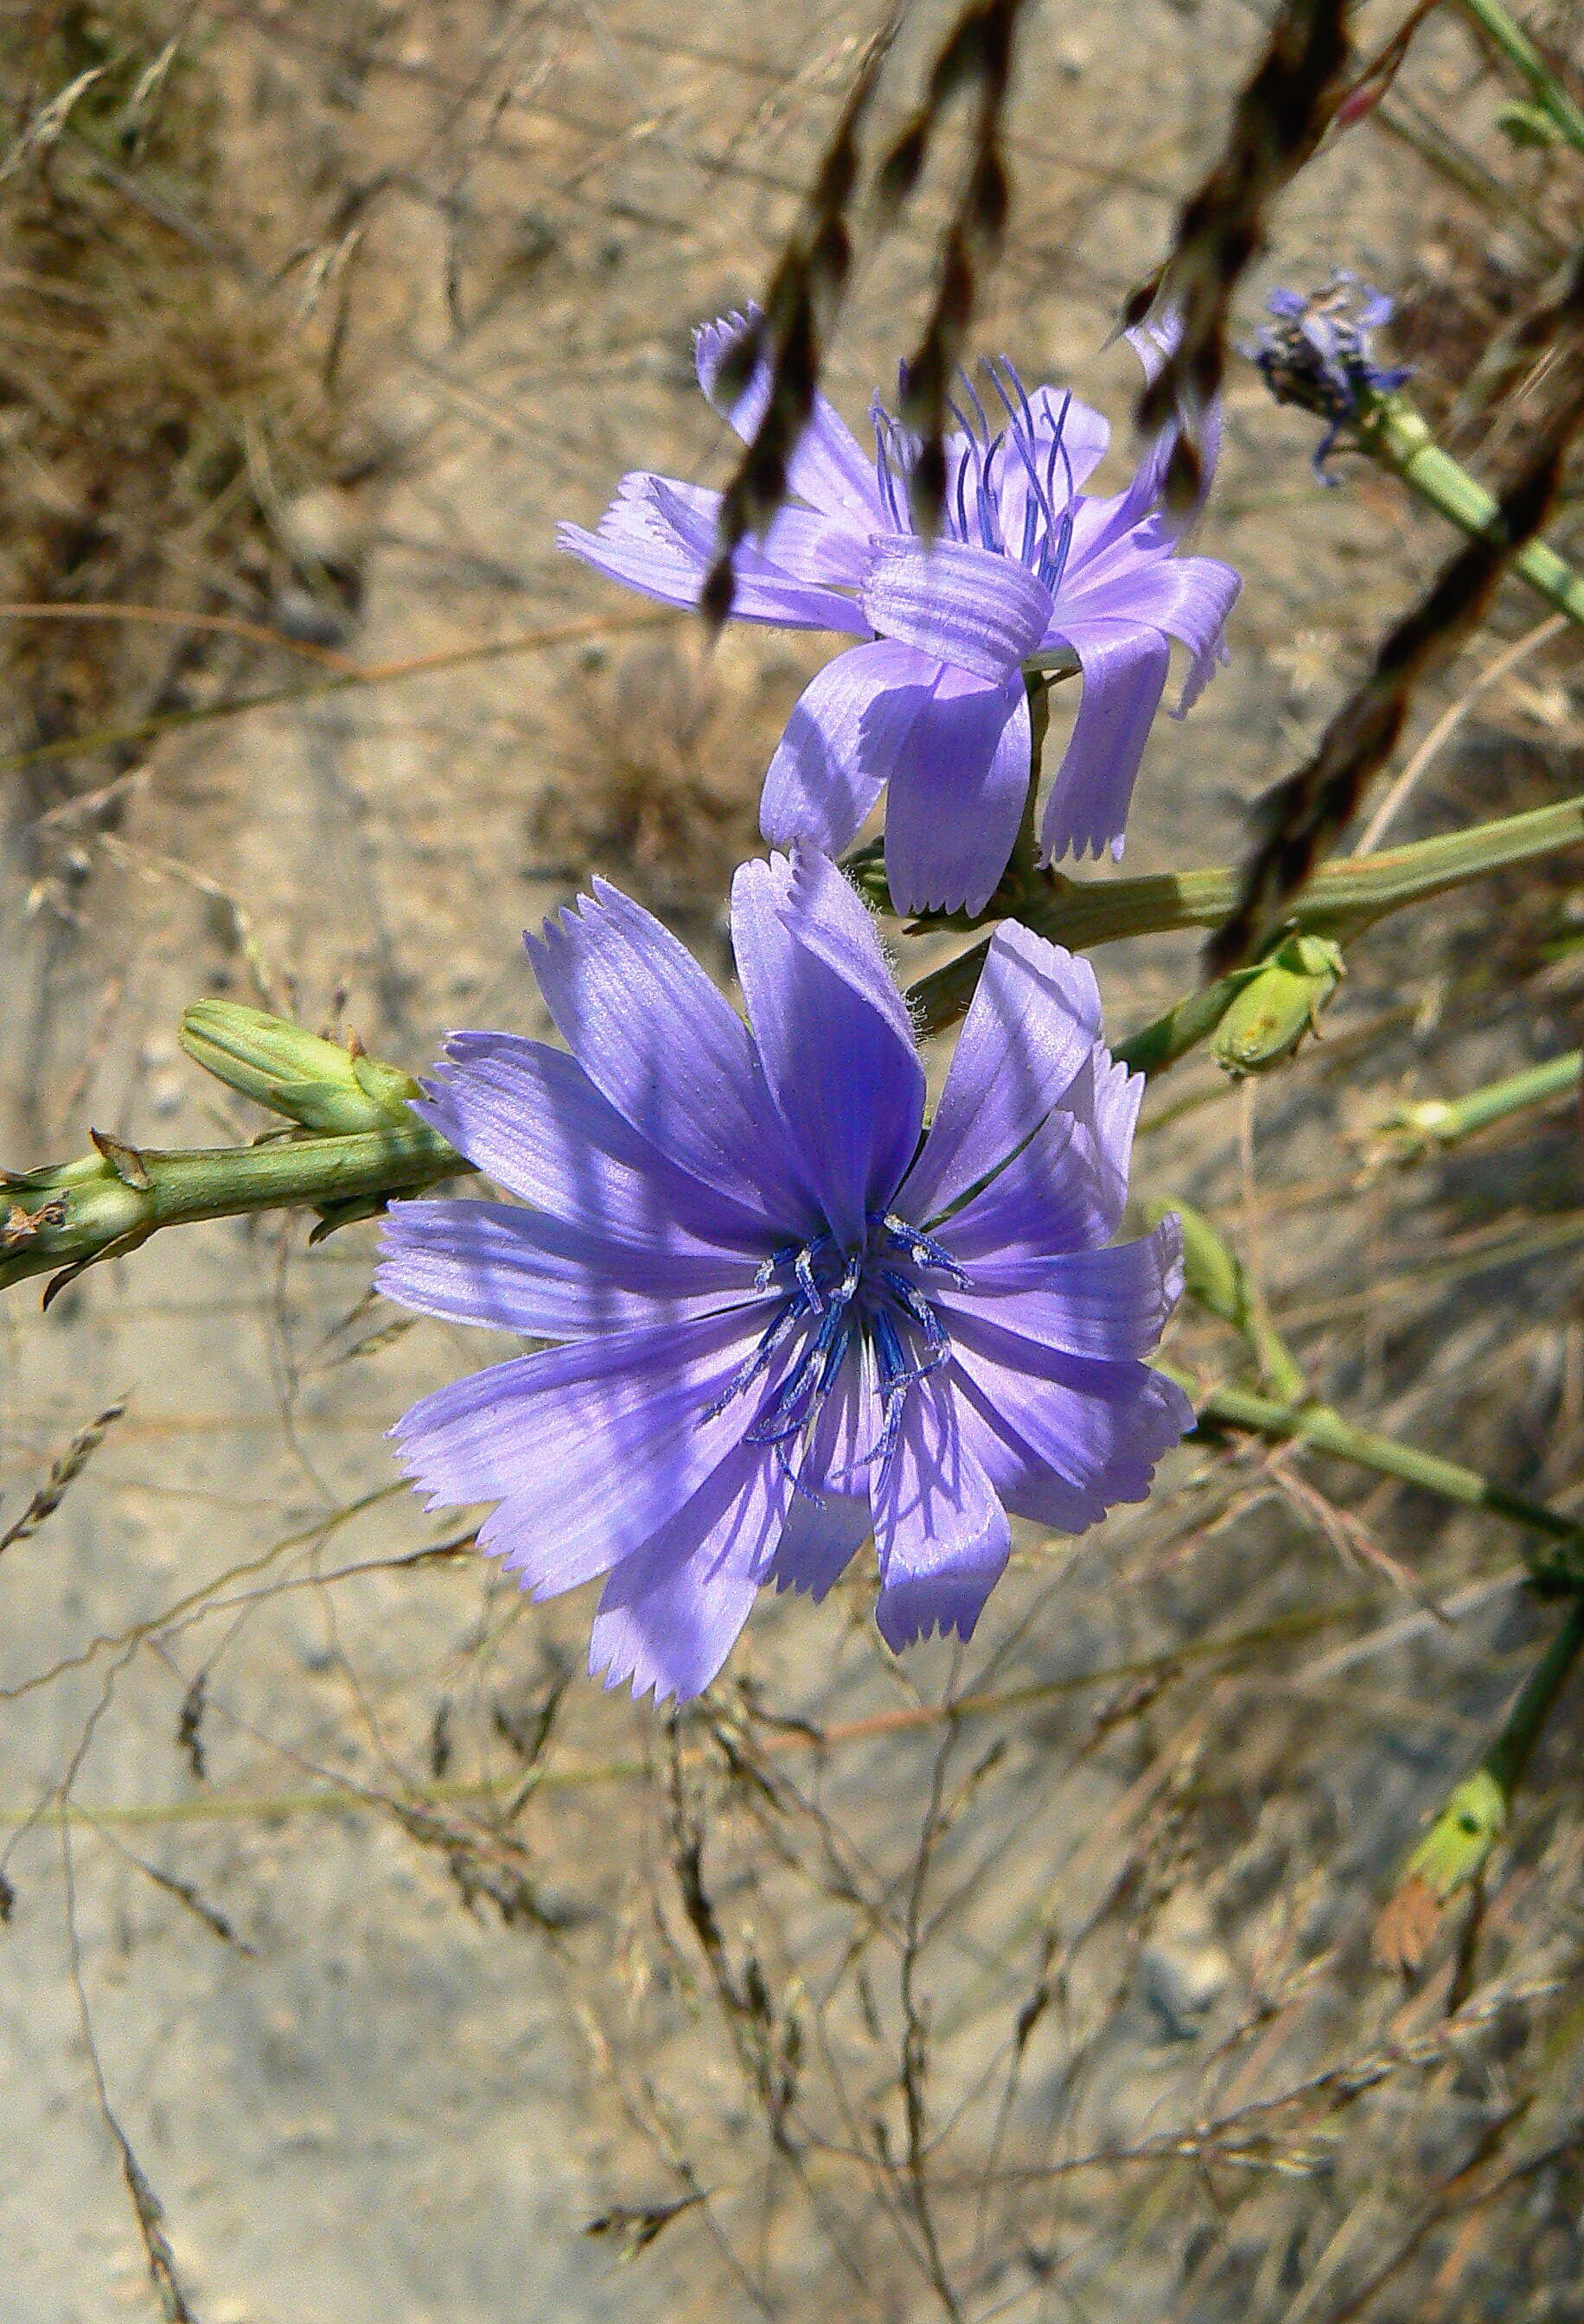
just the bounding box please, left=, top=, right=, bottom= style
left=378, top=852, right=1189, bottom=1702
left=1250, top=272, right=1410, bottom=477
left=559, top=314, right=1241, bottom=914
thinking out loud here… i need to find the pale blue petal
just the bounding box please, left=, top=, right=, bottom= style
left=859, top=537, right=1052, bottom=682
left=589, top=1443, right=794, bottom=1703
left=883, top=667, right=1030, bottom=916
left=377, top=1197, right=757, bottom=1338
left=760, top=642, right=936, bottom=856
left=1038, top=621, right=1171, bottom=863
left=694, top=308, right=885, bottom=527
left=948, top=1312, right=1192, bottom=1511
left=898, top=923, right=1102, bottom=1223
left=416, top=1034, right=772, bottom=1255
left=558, top=471, right=867, bottom=632
left=731, top=852, right=924, bottom=1245
left=767, top=1345, right=872, bottom=1600
left=872, top=1372, right=1012, bottom=1650
left=938, top=1221, right=1184, bottom=1358
left=929, top=1106, right=1115, bottom=1263
left=393, top=1308, right=768, bottom=1596
left=527, top=880, right=820, bottom=1234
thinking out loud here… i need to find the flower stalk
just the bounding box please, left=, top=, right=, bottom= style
left=1, top=1006, right=469, bottom=1299
left=904, top=788, right=1584, bottom=1035
left=1367, top=1050, right=1582, bottom=1165
left=1175, top=1370, right=1584, bottom=1589
left=1159, top=1197, right=1584, bottom=1585
left=1453, top=0, right=1584, bottom=153
left=1376, top=1592, right=1584, bottom=1967
left=1357, top=393, right=1584, bottom=629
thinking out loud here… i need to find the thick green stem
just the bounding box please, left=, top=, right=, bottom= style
left=1, top=1122, right=468, bottom=1293
left=1359, top=395, right=1584, bottom=629
left=907, top=790, right=1584, bottom=1035
left=1452, top=0, right=1584, bottom=151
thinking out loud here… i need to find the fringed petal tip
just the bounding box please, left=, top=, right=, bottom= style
left=873, top=1574, right=997, bottom=1653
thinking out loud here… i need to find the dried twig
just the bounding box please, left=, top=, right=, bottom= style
left=1127, top=0, right=1351, bottom=510
left=0, top=1398, right=126, bottom=1557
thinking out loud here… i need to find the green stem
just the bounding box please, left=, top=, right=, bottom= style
left=1452, top=0, right=1584, bottom=151
left=1370, top=1050, right=1581, bottom=1162
left=1358, top=394, right=1584, bottom=629
left=906, top=790, right=1584, bottom=1035
left=1, top=1121, right=467, bottom=1293
left=1170, top=1368, right=1584, bottom=1586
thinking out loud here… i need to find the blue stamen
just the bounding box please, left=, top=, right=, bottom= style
left=960, top=367, right=993, bottom=448
left=879, top=1214, right=968, bottom=1286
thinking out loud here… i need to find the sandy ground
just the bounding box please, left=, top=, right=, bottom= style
left=3, top=4, right=1581, bottom=2320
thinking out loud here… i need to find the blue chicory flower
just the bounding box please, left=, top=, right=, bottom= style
left=559, top=314, right=1242, bottom=914
left=1250, top=272, right=1411, bottom=479
left=378, top=852, right=1189, bottom=1702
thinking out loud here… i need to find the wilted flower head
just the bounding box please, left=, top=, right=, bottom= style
left=559, top=313, right=1241, bottom=912
left=379, top=853, right=1189, bottom=1702
left=1251, top=272, right=1410, bottom=477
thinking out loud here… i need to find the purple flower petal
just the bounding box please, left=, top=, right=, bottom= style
left=939, top=1221, right=1184, bottom=1361
left=859, top=537, right=1052, bottom=683
left=417, top=1034, right=770, bottom=1255
left=883, top=667, right=1030, bottom=916
left=558, top=473, right=867, bottom=633
left=760, top=641, right=937, bottom=856
left=768, top=1344, right=872, bottom=1600
left=872, top=1372, right=1012, bottom=1649
left=1038, top=621, right=1172, bottom=862
left=694, top=309, right=885, bottom=528
left=948, top=1310, right=1192, bottom=1514
left=1039, top=1046, right=1145, bottom=1241
left=1059, top=552, right=1241, bottom=713
left=731, top=852, right=924, bottom=1244
left=899, top=922, right=1102, bottom=1222
left=955, top=1358, right=1190, bottom=1534
left=391, top=1307, right=763, bottom=1593
left=377, top=1197, right=757, bottom=1339
left=643, top=475, right=868, bottom=594
left=528, top=880, right=820, bottom=1234
left=930, top=1107, right=1115, bottom=1267
left=590, top=1443, right=794, bottom=1702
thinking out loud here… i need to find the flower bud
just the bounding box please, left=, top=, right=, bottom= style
left=180, top=1002, right=422, bottom=1135
left=1213, top=934, right=1344, bottom=1076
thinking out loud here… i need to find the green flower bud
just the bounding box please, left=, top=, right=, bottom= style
left=1402, top=1767, right=1506, bottom=1901
left=181, top=1002, right=423, bottom=1135
left=1213, top=933, right=1344, bottom=1077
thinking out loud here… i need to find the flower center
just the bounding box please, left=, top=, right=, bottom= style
left=706, top=1214, right=968, bottom=1497
left=872, top=357, right=1079, bottom=596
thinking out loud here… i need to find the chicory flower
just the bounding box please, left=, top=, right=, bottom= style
left=1250, top=272, right=1410, bottom=477
left=379, top=852, right=1188, bottom=1702
left=559, top=314, right=1241, bottom=913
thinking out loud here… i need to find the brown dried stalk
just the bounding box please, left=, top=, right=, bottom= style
left=1127, top=0, right=1351, bottom=512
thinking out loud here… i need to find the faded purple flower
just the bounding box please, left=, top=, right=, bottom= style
left=1251, top=272, right=1410, bottom=479
left=559, top=314, right=1242, bottom=912
left=378, top=852, right=1189, bottom=1703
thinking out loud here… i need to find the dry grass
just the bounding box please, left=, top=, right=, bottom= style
left=2, top=3, right=1583, bottom=2321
